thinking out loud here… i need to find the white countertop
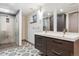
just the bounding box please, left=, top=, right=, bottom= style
left=34, top=31, right=79, bottom=42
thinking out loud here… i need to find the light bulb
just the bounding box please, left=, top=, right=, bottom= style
left=60, top=9, right=63, bottom=12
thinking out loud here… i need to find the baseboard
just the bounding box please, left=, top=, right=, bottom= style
left=22, top=39, right=26, bottom=40
left=0, top=42, right=17, bottom=45
left=22, top=40, right=34, bottom=46
left=22, top=39, right=26, bottom=41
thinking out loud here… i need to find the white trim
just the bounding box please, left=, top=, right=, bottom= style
left=19, top=9, right=22, bottom=46
left=66, top=13, right=69, bottom=32
left=53, top=10, right=57, bottom=32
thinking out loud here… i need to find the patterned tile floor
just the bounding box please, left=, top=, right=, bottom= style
left=0, top=42, right=40, bottom=56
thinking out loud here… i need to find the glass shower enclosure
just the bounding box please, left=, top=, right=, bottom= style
left=0, top=9, right=22, bottom=46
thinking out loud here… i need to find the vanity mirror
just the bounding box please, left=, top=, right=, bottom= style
left=43, top=12, right=53, bottom=31
left=43, top=3, right=79, bottom=33
left=43, top=16, right=50, bottom=31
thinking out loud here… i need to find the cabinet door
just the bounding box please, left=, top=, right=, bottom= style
left=47, top=38, right=73, bottom=56
left=35, top=35, right=42, bottom=51
left=57, top=14, right=66, bottom=31
left=35, top=35, right=47, bottom=55
left=41, top=36, right=47, bottom=55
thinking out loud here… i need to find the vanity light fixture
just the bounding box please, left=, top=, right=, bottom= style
left=39, top=6, right=45, bottom=13
left=48, top=13, right=50, bottom=16
left=60, top=9, right=63, bottom=12
left=39, top=6, right=42, bottom=12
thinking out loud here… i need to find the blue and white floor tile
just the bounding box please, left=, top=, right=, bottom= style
left=0, top=43, right=40, bottom=56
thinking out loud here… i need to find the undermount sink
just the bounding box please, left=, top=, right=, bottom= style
left=63, top=34, right=79, bottom=39
left=35, top=31, right=79, bottom=42
left=38, top=31, right=79, bottom=39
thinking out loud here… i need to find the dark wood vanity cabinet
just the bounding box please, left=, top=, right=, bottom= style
left=35, top=35, right=74, bottom=56
left=35, top=35, right=47, bottom=55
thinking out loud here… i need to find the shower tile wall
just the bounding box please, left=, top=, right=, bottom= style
left=0, top=14, right=16, bottom=44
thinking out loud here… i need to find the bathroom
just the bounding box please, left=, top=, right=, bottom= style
left=0, top=3, right=79, bottom=56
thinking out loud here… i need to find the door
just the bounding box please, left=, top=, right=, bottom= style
left=69, top=12, right=78, bottom=32
left=35, top=35, right=47, bottom=55
left=57, top=14, right=66, bottom=31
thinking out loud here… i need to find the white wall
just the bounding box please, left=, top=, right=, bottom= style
left=15, top=9, right=22, bottom=46
left=22, top=16, right=26, bottom=40
left=28, top=10, right=43, bottom=44
left=18, top=10, right=22, bottom=46
left=15, top=12, right=19, bottom=45
left=22, top=16, right=28, bottom=40
left=66, top=13, right=69, bottom=31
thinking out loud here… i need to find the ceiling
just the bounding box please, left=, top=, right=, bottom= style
left=0, top=3, right=78, bottom=16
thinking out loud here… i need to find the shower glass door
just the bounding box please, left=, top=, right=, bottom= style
left=0, top=14, right=16, bottom=44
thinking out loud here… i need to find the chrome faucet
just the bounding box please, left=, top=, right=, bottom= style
left=45, top=28, right=47, bottom=33
left=63, top=28, right=67, bottom=37
left=45, top=26, right=48, bottom=33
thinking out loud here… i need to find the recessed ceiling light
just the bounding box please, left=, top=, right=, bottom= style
left=48, top=13, right=50, bottom=16
left=60, top=9, right=63, bottom=12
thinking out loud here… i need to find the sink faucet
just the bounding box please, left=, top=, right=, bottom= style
left=45, top=28, right=48, bottom=33
left=63, top=28, right=67, bottom=37
left=45, top=26, right=48, bottom=33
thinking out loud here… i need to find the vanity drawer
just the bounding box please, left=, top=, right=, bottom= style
left=47, top=38, right=73, bottom=56
left=47, top=44, right=73, bottom=55
left=47, top=49, right=72, bottom=56
left=47, top=38, right=73, bottom=48
left=35, top=35, right=42, bottom=50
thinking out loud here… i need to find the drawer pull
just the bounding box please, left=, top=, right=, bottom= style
left=51, top=50, right=63, bottom=56
left=37, top=44, right=41, bottom=46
